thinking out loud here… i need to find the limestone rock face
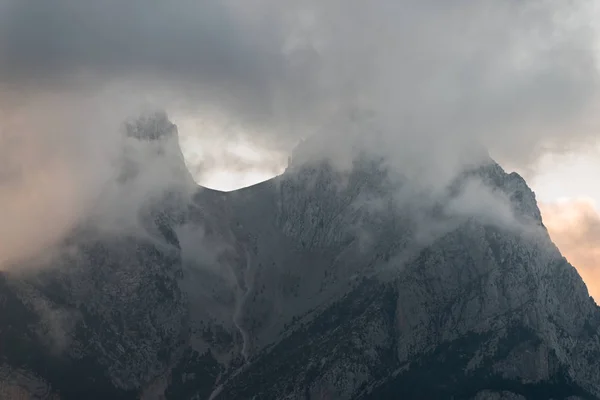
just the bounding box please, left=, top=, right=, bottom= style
left=1, top=119, right=599, bottom=399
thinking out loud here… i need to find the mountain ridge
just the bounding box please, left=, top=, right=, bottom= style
left=1, top=114, right=599, bottom=399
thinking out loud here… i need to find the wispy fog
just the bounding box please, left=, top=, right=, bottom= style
left=1, top=0, right=599, bottom=267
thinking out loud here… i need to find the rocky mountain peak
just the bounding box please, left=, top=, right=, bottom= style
left=1, top=129, right=599, bottom=399
left=453, top=161, right=544, bottom=225
left=116, top=111, right=195, bottom=190
left=124, top=110, right=177, bottom=141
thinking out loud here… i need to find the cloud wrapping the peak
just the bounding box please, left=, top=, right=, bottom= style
left=1, top=0, right=600, bottom=267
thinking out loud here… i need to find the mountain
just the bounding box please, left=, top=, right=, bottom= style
left=1, top=114, right=599, bottom=400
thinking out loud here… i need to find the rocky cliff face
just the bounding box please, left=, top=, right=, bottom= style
left=1, top=115, right=599, bottom=399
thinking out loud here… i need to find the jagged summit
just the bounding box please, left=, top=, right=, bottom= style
left=124, top=110, right=177, bottom=141
left=283, top=132, right=538, bottom=229
left=285, top=126, right=494, bottom=175
left=116, top=111, right=195, bottom=190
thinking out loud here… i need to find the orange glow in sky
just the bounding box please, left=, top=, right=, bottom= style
left=540, top=199, right=600, bottom=304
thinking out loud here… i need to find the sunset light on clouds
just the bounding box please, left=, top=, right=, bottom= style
left=540, top=198, right=600, bottom=303
left=529, top=150, right=600, bottom=303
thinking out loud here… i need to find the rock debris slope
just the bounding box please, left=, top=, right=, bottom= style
left=1, top=114, right=599, bottom=400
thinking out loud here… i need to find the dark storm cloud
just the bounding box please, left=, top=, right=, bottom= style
left=0, top=0, right=329, bottom=136
left=0, top=1, right=271, bottom=82
left=0, top=0, right=598, bottom=159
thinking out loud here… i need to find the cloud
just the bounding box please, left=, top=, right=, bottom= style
left=0, top=95, right=95, bottom=268
left=0, top=95, right=192, bottom=268
left=0, top=0, right=317, bottom=142
left=540, top=198, right=600, bottom=303
left=0, top=0, right=598, bottom=157
left=1, top=0, right=600, bottom=267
